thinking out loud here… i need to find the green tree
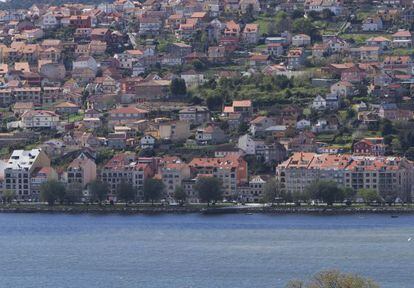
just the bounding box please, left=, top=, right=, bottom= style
left=193, top=60, right=205, bottom=71
left=267, top=20, right=277, bottom=36
left=405, top=147, right=414, bottom=160
left=170, top=78, right=187, bottom=97
left=173, top=185, right=187, bottom=205
left=116, top=181, right=136, bottom=204
left=357, top=189, right=381, bottom=204
left=143, top=178, right=165, bottom=205
left=88, top=180, right=109, bottom=204
left=321, top=8, right=335, bottom=20
left=206, top=94, right=223, bottom=111
left=293, top=18, right=318, bottom=39
left=305, top=181, right=345, bottom=206
left=285, top=270, right=379, bottom=288
left=194, top=176, right=223, bottom=206
left=262, top=178, right=283, bottom=205
left=2, top=189, right=16, bottom=204
left=40, top=180, right=66, bottom=206
left=65, top=182, right=83, bottom=204
left=381, top=119, right=394, bottom=136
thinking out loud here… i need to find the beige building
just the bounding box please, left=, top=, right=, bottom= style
left=100, top=153, right=153, bottom=201
left=159, top=158, right=191, bottom=201
left=158, top=120, right=190, bottom=141
left=277, top=153, right=414, bottom=202
left=67, top=152, right=97, bottom=188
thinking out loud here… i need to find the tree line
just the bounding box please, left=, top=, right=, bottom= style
left=0, top=177, right=394, bottom=206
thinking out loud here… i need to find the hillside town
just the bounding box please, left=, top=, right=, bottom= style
left=0, top=0, right=414, bottom=205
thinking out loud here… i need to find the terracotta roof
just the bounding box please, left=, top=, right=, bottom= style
left=110, top=106, right=148, bottom=114
left=233, top=100, right=252, bottom=107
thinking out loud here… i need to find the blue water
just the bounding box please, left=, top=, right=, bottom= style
left=0, top=213, right=413, bottom=287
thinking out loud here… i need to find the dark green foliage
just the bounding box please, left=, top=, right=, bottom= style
left=285, top=270, right=379, bottom=288
left=305, top=181, right=345, bottom=205
left=89, top=180, right=109, bottom=203
left=206, top=94, right=224, bottom=111
left=116, top=181, right=136, bottom=203
left=143, top=178, right=165, bottom=204
left=173, top=186, right=187, bottom=205
left=65, top=183, right=83, bottom=204
left=170, top=78, right=187, bottom=96
left=357, top=189, right=381, bottom=204
left=194, top=177, right=223, bottom=205
left=40, top=180, right=66, bottom=206
left=381, top=119, right=394, bottom=136
left=262, top=178, right=284, bottom=204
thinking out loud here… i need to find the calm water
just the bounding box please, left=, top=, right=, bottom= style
left=0, top=213, right=413, bottom=287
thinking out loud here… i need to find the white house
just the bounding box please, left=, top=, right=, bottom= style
left=180, top=71, right=204, bottom=88
left=296, top=119, right=311, bottom=130
left=21, top=110, right=60, bottom=129
left=115, top=50, right=143, bottom=69
left=140, top=135, right=156, bottom=149
left=238, top=134, right=256, bottom=155
left=292, top=34, right=311, bottom=47
left=330, top=81, right=354, bottom=97
left=362, top=17, right=383, bottom=32
left=312, top=95, right=327, bottom=110
left=40, top=13, right=59, bottom=29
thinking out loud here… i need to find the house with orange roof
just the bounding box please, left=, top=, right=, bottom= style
left=189, top=154, right=248, bottom=198
left=353, top=137, right=385, bottom=156
left=223, top=99, right=253, bottom=118
left=287, top=48, right=305, bottom=70
left=115, top=49, right=144, bottom=69
left=54, top=101, right=80, bottom=114
left=242, top=23, right=259, bottom=44
left=366, top=36, right=391, bottom=50
left=159, top=158, right=191, bottom=201
left=67, top=152, right=97, bottom=189
left=392, top=29, right=412, bottom=47
left=224, top=20, right=240, bottom=38
left=277, top=152, right=414, bottom=201
left=21, top=110, right=60, bottom=129
left=249, top=54, right=271, bottom=67
left=101, top=153, right=153, bottom=200
left=108, top=106, right=149, bottom=127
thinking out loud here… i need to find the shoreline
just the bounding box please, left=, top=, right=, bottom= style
left=1, top=205, right=414, bottom=215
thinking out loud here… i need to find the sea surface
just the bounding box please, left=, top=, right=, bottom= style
left=0, top=213, right=413, bottom=288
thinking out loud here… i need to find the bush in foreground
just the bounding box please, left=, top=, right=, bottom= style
left=286, top=270, right=379, bottom=288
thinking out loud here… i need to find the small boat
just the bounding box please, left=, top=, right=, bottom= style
left=391, top=215, right=399, bottom=218
left=245, top=212, right=254, bottom=215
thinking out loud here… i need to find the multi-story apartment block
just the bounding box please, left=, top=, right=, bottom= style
left=13, top=87, right=42, bottom=105
left=67, top=152, right=97, bottom=188
left=21, top=110, right=60, bottom=129
left=0, top=88, right=13, bottom=107
left=101, top=153, right=153, bottom=201
left=159, top=158, right=191, bottom=201
left=239, top=175, right=267, bottom=203
left=189, top=155, right=248, bottom=199
left=158, top=120, right=190, bottom=141
left=4, top=149, right=51, bottom=200
left=179, top=106, right=211, bottom=125
left=31, top=167, right=58, bottom=200
left=277, top=153, right=414, bottom=202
